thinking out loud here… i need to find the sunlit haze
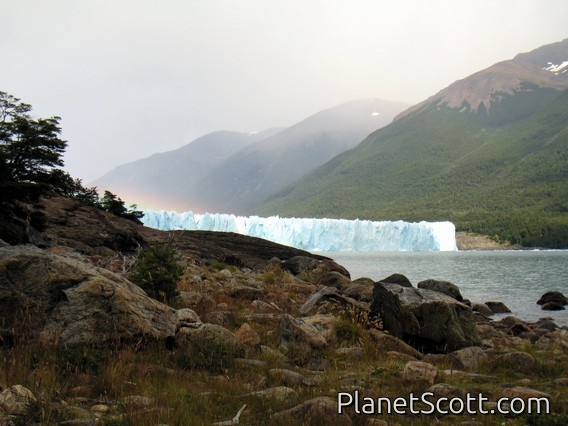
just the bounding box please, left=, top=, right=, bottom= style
left=2, top=0, right=567, bottom=183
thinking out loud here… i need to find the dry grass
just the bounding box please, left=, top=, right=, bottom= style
left=2, top=334, right=568, bottom=425
left=1, top=264, right=567, bottom=425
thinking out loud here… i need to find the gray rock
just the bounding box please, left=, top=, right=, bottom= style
left=303, top=314, right=338, bottom=346
left=235, top=322, right=261, bottom=354
left=272, top=396, right=352, bottom=425
left=176, top=323, right=241, bottom=370
left=472, top=303, right=494, bottom=317
left=371, top=283, right=479, bottom=353
left=542, top=302, right=565, bottom=311
left=268, top=368, right=309, bottom=386
left=176, top=308, right=201, bottom=326
left=535, top=319, right=558, bottom=331
left=342, top=278, right=375, bottom=302
left=368, top=329, right=422, bottom=358
left=228, top=285, right=263, bottom=301
left=502, top=386, right=551, bottom=401
left=427, top=383, right=468, bottom=399
left=202, top=311, right=236, bottom=327
left=247, top=386, right=298, bottom=404
left=279, top=314, right=327, bottom=362
left=485, top=301, right=511, bottom=314
left=0, top=385, right=36, bottom=415
left=352, top=277, right=375, bottom=286
left=122, top=395, right=155, bottom=407
left=177, top=323, right=238, bottom=354
left=315, top=271, right=351, bottom=290
left=217, top=269, right=232, bottom=280
left=235, top=358, right=267, bottom=367
left=250, top=300, right=279, bottom=312
left=537, top=291, right=568, bottom=306
left=449, top=346, right=487, bottom=371
left=60, top=420, right=96, bottom=426
left=402, top=361, right=438, bottom=386
left=0, top=245, right=178, bottom=345
left=178, top=291, right=216, bottom=313
left=281, top=256, right=320, bottom=275
left=379, top=273, right=412, bottom=287
left=497, top=351, right=537, bottom=372
left=417, top=279, right=463, bottom=301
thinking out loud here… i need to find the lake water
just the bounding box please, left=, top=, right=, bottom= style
left=322, top=250, right=568, bottom=327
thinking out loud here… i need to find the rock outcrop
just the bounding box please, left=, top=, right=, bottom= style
left=370, top=282, right=479, bottom=353
left=537, top=291, right=568, bottom=311
left=0, top=245, right=178, bottom=345
left=38, top=196, right=330, bottom=271
left=417, top=279, right=463, bottom=301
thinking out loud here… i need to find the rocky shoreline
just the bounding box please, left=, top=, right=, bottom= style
left=455, top=232, right=520, bottom=251
left=0, top=196, right=567, bottom=425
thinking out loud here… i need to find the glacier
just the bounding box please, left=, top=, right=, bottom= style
left=142, top=210, right=458, bottom=252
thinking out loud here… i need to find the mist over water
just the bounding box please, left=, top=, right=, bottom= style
left=327, top=250, right=568, bottom=326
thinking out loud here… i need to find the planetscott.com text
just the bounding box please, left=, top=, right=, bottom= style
left=337, top=391, right=550, bottom=415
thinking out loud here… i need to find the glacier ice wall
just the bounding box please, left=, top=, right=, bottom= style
left=142, top=210, right=458, bottom=252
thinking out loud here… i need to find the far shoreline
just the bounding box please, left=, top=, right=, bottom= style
left=455, top=232, right=522, bottom=251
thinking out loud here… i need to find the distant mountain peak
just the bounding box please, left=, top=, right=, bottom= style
left=255, top=40, right=568, bottom=248
left=397, top=38, right=568, bottom=120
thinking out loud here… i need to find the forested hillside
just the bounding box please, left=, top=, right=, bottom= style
left=254, top=40, right=568, bottom=248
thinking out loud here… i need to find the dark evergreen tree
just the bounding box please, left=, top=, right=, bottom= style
left=0, top=90, right=145, bottom=244
left=0, top=91, right=70, bottom=243
left=0, top=91, right=67, bottom=189
left=100, top=190, right=144, bottom=223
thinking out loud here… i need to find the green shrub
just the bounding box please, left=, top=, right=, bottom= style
left=129, top=245, right=183, bottom=304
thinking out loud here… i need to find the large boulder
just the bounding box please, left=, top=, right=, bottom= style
left=281, top=257, right=349, bottom=281
left=0, top=245, right=178, bottom=345
left=485, top=301, right=511, bottom=314
left=542, top=302, right=565, bottom=311
left=278, top=314, right=327, bottom=362
left=176, top=323, right=240, bottom=359
left=315, top=271, right=351, bottom=290
left=342, top=278, right=375, bottom=302
left=370, top=283, right=479, bottom=353
left=402, top=361, right=438, bottom=386
left=417, top=279, right=463, bottom=301
left=379, top=273, right=412, bottom=287
left=0, top=385, right=37, bottom=415
left=281, top=256, right=320, bottom=276
left=537, top=291, right=568, bottom=307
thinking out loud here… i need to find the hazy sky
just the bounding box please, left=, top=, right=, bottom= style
left=2, top=0, right=567, bottom=183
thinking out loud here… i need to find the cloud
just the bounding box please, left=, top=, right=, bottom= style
left=1, top=0, right=567, bottom=182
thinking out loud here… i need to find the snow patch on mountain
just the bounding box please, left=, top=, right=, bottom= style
left=544, top=60, right=568, bottom=74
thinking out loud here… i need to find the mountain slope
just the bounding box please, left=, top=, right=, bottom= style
left=254, top=39, right=568, bottom=248
left=91, top=99, right=409, bottom=213
left=189, top=99, right=410, bottom=214
left=90, top=129, right=280, bottom=211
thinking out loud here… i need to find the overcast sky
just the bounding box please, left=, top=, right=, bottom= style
left=2, top=0, right=567, bottom=183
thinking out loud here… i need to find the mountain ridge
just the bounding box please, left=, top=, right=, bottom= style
left=397, top=39, right=568, bottom=121
left=92, top=98, right=410, bottom=213
left=190, top=98, right=410, bottom=214
left=90, top=128, right=281, bottom=211
left=253, top=38, right=568, bottom=248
